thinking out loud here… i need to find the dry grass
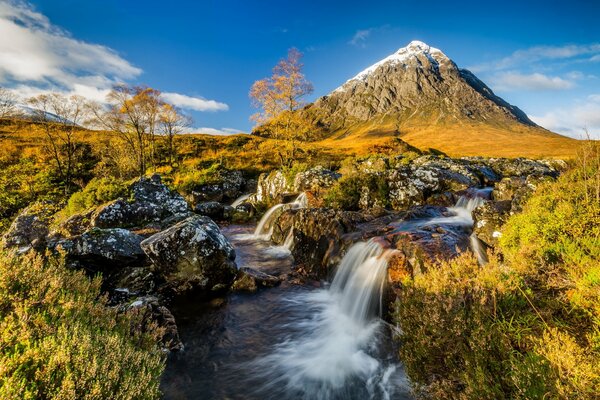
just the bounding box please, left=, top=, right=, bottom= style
left=318, top=119, right=580, bottom=159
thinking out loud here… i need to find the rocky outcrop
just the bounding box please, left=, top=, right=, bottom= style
left=1, top=201, right=57, bottom=253
left=250, top=170, right=294, bottom=204
left=92, top=175, right=189, bottom=230
left=190, top=169, right=247, bottom=204
left=57, top=228, right=145, bottom=269
left=140, top=215, right=237, bottom=295
left=194, top=201, right=225, bottom=220
left=293, top=166, right=341, bottom=192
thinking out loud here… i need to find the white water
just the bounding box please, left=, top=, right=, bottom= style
left=254, top=193, right=308, bottom=240
left=250, top=239, right=409, bottom=399
left=231, top=193, right=251, bottom=207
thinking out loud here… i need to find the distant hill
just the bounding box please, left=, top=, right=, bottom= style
left=298, top=41, right=578, bottom=159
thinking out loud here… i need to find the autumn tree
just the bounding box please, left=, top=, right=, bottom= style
left=159, top=103, right=191, bottom=168
left=0, top=87, right=20, bottom=121
left=27, top=93, right=90, bottom=194
left=91, top=84, right=164, bottom=178
left=250, top=48, right=314, bottom=164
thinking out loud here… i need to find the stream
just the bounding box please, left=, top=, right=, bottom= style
left=161, top=225, right=412, bottom=400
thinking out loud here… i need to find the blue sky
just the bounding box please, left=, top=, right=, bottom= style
left=1, top=0, right=599, bottom=138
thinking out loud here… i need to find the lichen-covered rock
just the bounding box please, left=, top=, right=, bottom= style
left=191, top=169, right=246, bottom=203
left=127, top=296, right=183, bottom=352
left=92, top=176, right=190, bottom=229
left=473, top=201, right=511, bottom=247
left=231, top=267, right=281, bottom=292
left=57, top=228, right=145, bottom=269
left=481, top=158, right=559, bottom=179
left=1, top=201, right=57, bottom=253
left=58, top=210, right=93, bottom=237
left=492, top=175, right=554, bottom=213
left=250, top=170, right=294, bottom=204
left=293, top=166, right=341, bottom=192
left=140, top=215, right=236, bottom=294
left=194, top=201, right=225, bottom=220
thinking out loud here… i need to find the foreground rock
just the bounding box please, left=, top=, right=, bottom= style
left=231, top=267, right=281, bottom=292
left=92, top=175, right=190, bottom=229
left=1, top=201, right=57, bottom=253
left=140, top=215, right=237, bottom=295
left=127, top=296, right=184, bottom=352
left=57, top=228, right=145, bottom=270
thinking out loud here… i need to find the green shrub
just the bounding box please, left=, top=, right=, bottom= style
left=393, top=141, right=600, bottom=399
left=64, top=177, right=128, bottom=216
left=325, top=172, right=389, bottom=210
left=0, top=251, right=165, bottom=399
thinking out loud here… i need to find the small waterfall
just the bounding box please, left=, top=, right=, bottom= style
left=254, top=193, right=308, bottom=240
left=250, top=239, right=405, bottom=399
left=231, top=193, right=251, bottom=207
left=470, top=233, right=488, bottom=265
left=283, top=228, right=294, bottom=250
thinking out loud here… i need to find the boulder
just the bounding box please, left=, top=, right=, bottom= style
left=127, top=296, right=183, bottom=352
left=251, top=170, right=293, bottom=204
left=57, top=228, right=145, bottom=269
left=194, top=201, right=225, bottom=220
left=2, top=201, right=56, bottom=253
left=231, top=267, right=281, bottom=292
left=191, top=169, right=246, bottom=203
left=140, top=215, right=237, bottom=295
left=290, top=208, right=366, bottom=278
left=293, top=166, right=341, bottom=192
left=473, top=201, right=511, bottom=247
left=91, top=176, right=190, bottom=229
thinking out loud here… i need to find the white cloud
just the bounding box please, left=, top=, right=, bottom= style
left=185, top=127, right=246, bottom=136
left=530, top=100, right=600, bottom=139
left=471, top=43, right=600, bottom=72
left=162, top=92, right=228, bottom=112
left=349, top=29, right=372, bottom=47
left=0, top=1, right=228, bottom=112
left=0, top=1, right=140, bottom=89
left=490, top=72, right=574, bottom=91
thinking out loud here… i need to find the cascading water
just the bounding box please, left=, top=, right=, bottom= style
left=231, top=193, right=251, bottom=207
left=254, top=193, right=308, bottom=240
left=249, top=239, right=410, bottom=399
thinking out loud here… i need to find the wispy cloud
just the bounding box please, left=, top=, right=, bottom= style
left=186, top=127, right=246, bottom=136
left=530, top=95, right=600, bottom=139
left=0, top=1, right=227, bottom=112
left=490, top=72, right=575, bottom=91
left=471, top=43, right=600, bottom=72
left=162, top=92, right=228, bottom=112
left=349, top=29, right=372, bottom=47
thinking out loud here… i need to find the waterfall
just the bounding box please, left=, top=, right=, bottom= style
left=283, top=228, right=294, bottom=250
left=254, top=193, right=308, bottom=240
left=231, top=193, right=251, bottom=207
left=250, top=239, right=405, bottom=399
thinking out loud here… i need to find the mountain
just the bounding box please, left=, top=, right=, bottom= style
left=300, top=41, right=577, bottom=158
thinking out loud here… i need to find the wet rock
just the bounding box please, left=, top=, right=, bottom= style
left=127, top=296, right=183, bottom=352
left=293, top=166, right=341, bottom=192
left=385, top=225, right=471, bottom=276
left=92, top=176, right=190, bottom=229
left=2, top=201, right=57, bottom=253
left=194, top=201, right=225, bottom=220
left=140, top=215, right=237, bottom=295
left=191, top=169, right=246, bottom=203
left=250, top=170, right=294, bottom=204
left=231, top=267, right=281, bottom=292
left=473, top=201, right=511, bottom=247
left=57, top=228, right=145, bottom=270
left=291, top=208, right=367, bottom=278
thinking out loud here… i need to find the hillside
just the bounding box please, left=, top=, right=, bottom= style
left=300, top=41, right=579, bottom=158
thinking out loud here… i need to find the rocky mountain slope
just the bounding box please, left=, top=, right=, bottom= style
left=300, top=41, right=577, bottom=158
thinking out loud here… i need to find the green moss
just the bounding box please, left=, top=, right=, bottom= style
left=63, top=176, right=128, bottom=217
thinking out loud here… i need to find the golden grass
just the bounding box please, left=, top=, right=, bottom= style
left=318, top=119, right=580, bottom=159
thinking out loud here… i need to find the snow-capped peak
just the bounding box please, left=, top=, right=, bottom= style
left=334, top=40, right=449, bottom=92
